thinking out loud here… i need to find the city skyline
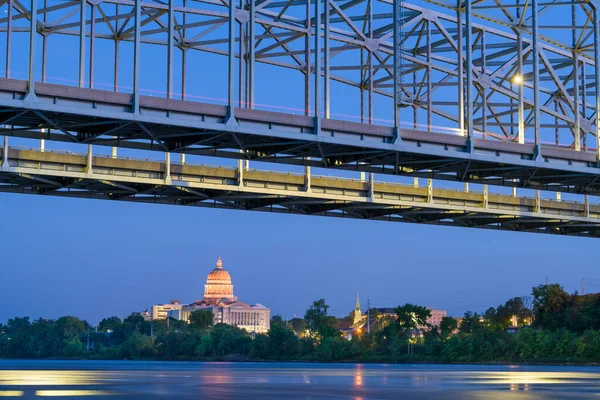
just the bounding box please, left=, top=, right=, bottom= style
left=0, top=190, right=595, bottom=325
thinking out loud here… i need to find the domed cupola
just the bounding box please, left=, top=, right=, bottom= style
left=204, top=257, right=235, bottom=300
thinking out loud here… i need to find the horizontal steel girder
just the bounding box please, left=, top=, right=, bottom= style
left=2, top=79, right=600, bottom=196
left=1, top=146, right=599, bottom=238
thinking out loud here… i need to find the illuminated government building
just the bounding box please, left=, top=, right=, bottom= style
left=155, top=257, right=270, bottom=334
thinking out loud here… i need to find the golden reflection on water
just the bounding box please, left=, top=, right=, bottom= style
left=0, top=391, right=24, bottom=397
left=0, top=371, right=114, bottom=386
left=354, top=366, right=363, bottom=387
left=35, top=390, right=115, bottom=397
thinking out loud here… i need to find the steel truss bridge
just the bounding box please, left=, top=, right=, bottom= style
left=2, top=0, right=600, bottom=237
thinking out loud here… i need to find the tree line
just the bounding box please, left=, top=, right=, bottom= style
left=2, top=283, right=600, bottom=363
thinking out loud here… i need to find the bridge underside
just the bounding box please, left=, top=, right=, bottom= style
left=2, top=79, right=600, bottom=197
left=2, top=147, right=599, bottom=238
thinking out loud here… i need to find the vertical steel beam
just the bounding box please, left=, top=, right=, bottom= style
left=238, top=0, right=244, bottom=108
left=456, top=6, right=464, bottom=134
left=79, top=0, right=86, bottom=88
left=114, top=5, right=119, bottom=92
left=573, top=51, right=580, bottom=151
left=532, top=0, right=541, bottom=157
left=324, top=0, right=330, bottom=119
left=41, top=0, right=46, bottom=83
left=393, top=0, right=402, bottom=140
left=248, top=0, right=255, bottom=108
left=305, top=0, right=311, bottom=117
left=182, top=0, right=187, bottom=100
left=89, top=3, right=95, bottom=89
left=133, top=0, right=141, bottom=114
left=86, top=144, right=93, bottom=174
left=368, top=0, right=373, bottom=124
left=228, top=0, right=236, bottom=121
left=465, top=0, right=473, bottom=145
left=481, top=29, right=487, bottom=137
left=595, top=8, right=600, bottom=160
left=5, top=0, right=12, bottom=78
left=25, top=0, right=38, bottom=100
left=165, top=152, right=172, bottom=183
left=167, top=0, right=174, bottom=99
left=517, top=33, right=524, bottom=144
left=1, top=136, right=7, bottom=167
left=427, top=20, right=432, bottom=131
left=368, top=172, right=374, bottom=202
left=315, top=0, right=321, bottom=125
left=582, top=61, right=587, bottom=149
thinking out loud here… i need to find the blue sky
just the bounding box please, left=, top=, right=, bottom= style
left=0, top=190, right=595, bottom=324
left=0, top=0, right=597, bottom=324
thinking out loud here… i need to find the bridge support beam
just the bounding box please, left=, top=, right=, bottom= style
left=594, top=8, right=600, bottom=161
left=483, top=185, right=488, bottom=208
left=181, top=153, right=186, bottom=165
left=314, top=0, right=321, bottom=133
left=79, top=0, right=86, bottom=88
left=324, top=0, right=330, bottom=119
left=427, top=179, right=433, bottom=203
left=585, top=195, right=590, bottom=218
left=133, top=0, right=141, bottom=114
left=392, top=0, right=402, bottom=143
left=532, top=0, right=542, bottom=161
left=24, top=0, right=38, bottom=102
left=227, top=0, right=236, bottom=123
left=368, top=173, right=374, bottom=202
left=517, top=33, right=525, bottom=144
left=305, top=165, right=311, bottom=192
left=465, top=0, right=474, bottom=151
left=238, top=158, right=244, bottom=187
left=2, top=136, right=7, bottom=168
left=86, top=144, right=93, bottom=175
left=6, top=0, right=12, bottom=79
left=165, top=152, right=172, bottom=184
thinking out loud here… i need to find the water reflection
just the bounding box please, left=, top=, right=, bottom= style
left=0, top=361, right=599, bottom=399
left=353, top=365, right=363, bottom=387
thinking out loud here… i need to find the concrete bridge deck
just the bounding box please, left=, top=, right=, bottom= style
left=2, top=78, right=600, bottom=197
left=1, top=146, right=599, bottom=238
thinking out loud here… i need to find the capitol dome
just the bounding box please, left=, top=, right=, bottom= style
left=204, top=257, right=235, bottom=300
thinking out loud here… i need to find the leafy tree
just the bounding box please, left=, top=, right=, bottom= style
left=532, top=284, right=571, bottom=330
left=304, top=299, right=337, bottom=340
left=210, top=324, right=251, bottom=357
left=270, top=315, right=285, bottom=328
left=439, top=316, right=458, bottom=339
left=288, top=318, right=306, bottom=335
left=459, top=311, right=484, bottom=334
left=394, top=304, right=431, bottom=331
left=189, top=310, right=213, bottom=332
left=268, top=324, right=299, bottom=356
left=98, top=317, right=122, bottom=332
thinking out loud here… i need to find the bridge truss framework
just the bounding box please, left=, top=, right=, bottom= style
left=2, top=0, right=600, bottom=236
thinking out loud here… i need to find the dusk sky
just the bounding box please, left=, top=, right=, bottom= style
left=0, top=1, right=597, bottom=325
left=0, top=189, right=596, bottom=325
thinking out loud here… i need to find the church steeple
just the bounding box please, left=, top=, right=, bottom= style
left=353, top=292, right=362, bottom=325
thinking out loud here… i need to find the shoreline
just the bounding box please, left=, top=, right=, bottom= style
left=2, top=357, right=600, bottom=367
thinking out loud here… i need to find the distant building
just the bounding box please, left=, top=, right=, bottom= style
left=176, top=258, right=271, bottom=334
left=375, top=307, right=447, bottom=329
left=352, top=292, right=367, bottom=329
left=151, top=300, right=182, bottom=320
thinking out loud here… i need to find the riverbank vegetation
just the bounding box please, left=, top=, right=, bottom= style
left=2, top=284, right=600, bottom=363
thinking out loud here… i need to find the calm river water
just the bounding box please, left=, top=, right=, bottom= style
left=1, top=360, right=600, bottom=399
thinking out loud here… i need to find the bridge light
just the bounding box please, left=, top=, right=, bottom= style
left=512, top=74, right=523, bottom=85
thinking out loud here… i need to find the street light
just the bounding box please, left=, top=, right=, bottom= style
left=512, top=74, right=523, bottom=85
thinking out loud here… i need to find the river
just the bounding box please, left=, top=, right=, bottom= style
left=1, top=360, right=600, bottom=399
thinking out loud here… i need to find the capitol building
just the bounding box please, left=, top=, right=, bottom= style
left=162, top=257, right=270, bottom=334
